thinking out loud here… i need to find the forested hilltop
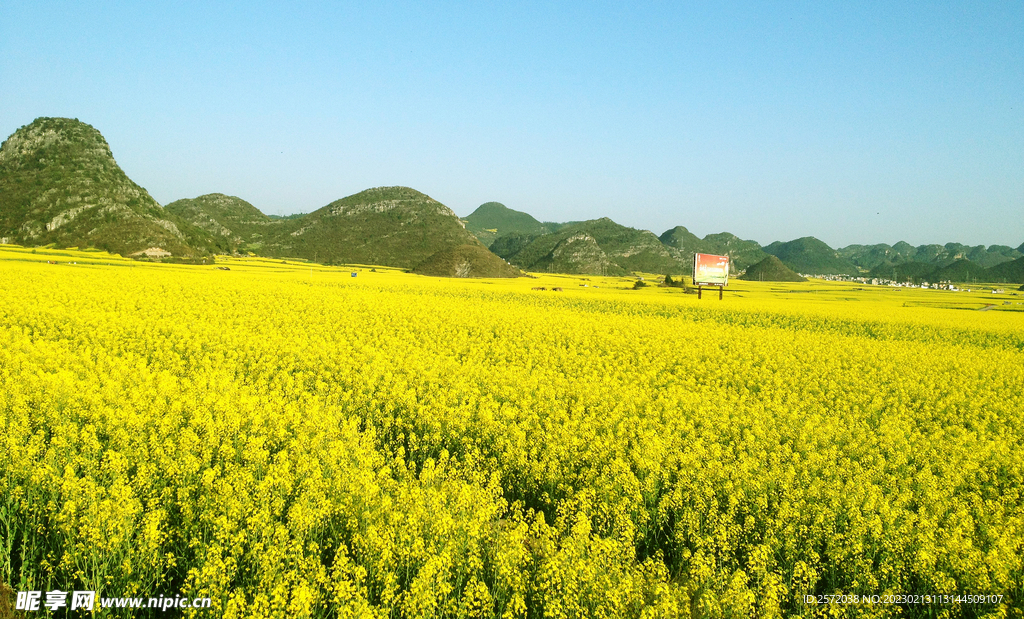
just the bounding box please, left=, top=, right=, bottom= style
left=0, top=117, right=224, bottom=259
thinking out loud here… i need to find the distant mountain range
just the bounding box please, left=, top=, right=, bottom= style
left=486, top=216, right=678, bottom=276
left=657, top=226, right=766, bottom=272
left=2, top=117, right=1022, bottom=283
left=466, top=203, right=1024, bottom=283
left=839, top=242, right=1023, bottom=270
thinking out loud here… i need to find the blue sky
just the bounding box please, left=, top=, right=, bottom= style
left=2, top=1, right=1021, bottom=247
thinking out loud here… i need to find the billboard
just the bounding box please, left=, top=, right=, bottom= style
left=693, top=253, right=729, bottom=286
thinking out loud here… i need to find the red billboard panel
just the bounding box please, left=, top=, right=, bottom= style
left=693, top=253, right=729, bottom=286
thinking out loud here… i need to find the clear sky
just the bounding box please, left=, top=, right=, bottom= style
left=2, top=1, right=1021, bottom=248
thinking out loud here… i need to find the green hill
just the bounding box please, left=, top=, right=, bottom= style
left=508, top=218, right=682, bottom=275
left=867, top=259, right=975, bottom=284
left=763, top=237, right=859, bottom=275
left=258, top=186, right=490, bottom=269
left=0, top=117, right=222, bottom=259
left=413, top=244, right=521, bottom=278
left=699, top=233, right=768, bottom=273
left=911, top=244, right=950, bottom=264
left=542, top=221, right=575, bottom=232
left=929, top=259, right=981, bottom=282
left=838, top=243, right=913, bottom=270
left=463, top=202, right=552, bottom=245
left=530, top=231, right=622, bottom=276
left=165, top=193, right=279, bottom=254
left=868, top=261, right=936, bottom=282
left=489, top=232, right=539, bottom=260
left=985, top=256, right=1024, bottom=284
left=658, top=226, right=710, bottom=263
left=967, top=245, right=1022, bottom=268
left=738, top=255, right=806, bottom=282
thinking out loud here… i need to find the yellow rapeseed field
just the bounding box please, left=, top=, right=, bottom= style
left=1, top=246, right=1022, bottom=618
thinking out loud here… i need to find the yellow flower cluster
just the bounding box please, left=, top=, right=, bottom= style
left=1, top=249, right=1022, bottom=618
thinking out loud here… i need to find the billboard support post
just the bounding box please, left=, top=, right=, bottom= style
left=696, top=284, right=724, bottom=300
